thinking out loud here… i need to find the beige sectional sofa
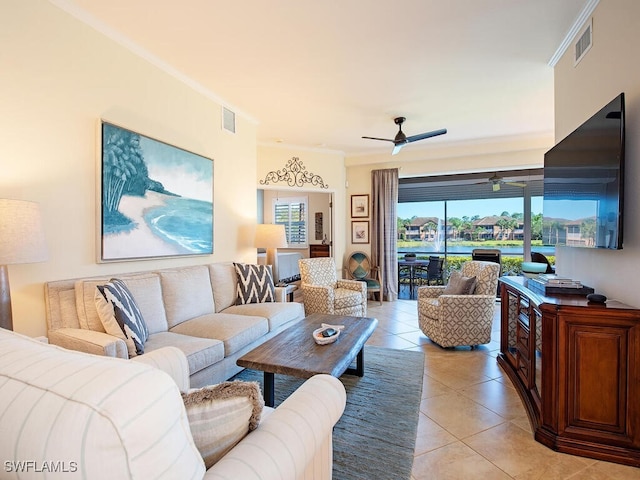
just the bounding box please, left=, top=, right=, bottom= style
left=0, top=328, right=346, bottom=479
left=44, top=262, right=305, bottom=386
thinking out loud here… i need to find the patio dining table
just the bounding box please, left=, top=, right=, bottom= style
left=397, top=259, right=429, bottom=299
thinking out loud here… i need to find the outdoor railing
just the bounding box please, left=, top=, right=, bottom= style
left=398, top=253, right=556, bottom=280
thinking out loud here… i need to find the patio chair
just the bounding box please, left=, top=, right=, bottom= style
left=415, top=256, right=444, bottom=286
left=531, top=252, right=554, bottom=273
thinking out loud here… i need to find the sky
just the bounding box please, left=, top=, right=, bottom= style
left=141, top=135, right=213, bottom=202
left=397, top=197, right=544, bottom=220
left=542, top=199, right=599, bottom=220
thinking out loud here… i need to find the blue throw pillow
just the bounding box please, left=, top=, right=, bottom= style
left=97, top=279, right=149, bottom=356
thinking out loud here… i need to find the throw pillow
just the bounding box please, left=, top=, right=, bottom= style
left=95, top=278, right=149, bottom=357
left=234, top=263, right=275, bottom=305
left=182, top=381, right=264, bottom=468
left=443, top=270, right=477, bottom=295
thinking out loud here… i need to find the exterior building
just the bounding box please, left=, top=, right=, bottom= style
left=399, top=214, right=526, bottom=242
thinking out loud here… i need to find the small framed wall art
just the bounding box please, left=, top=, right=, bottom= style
left=351, top=221, right=369, bottom=244
left=350, top=194, right=369, bottom=218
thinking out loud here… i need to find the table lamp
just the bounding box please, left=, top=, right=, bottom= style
left=254, top=224, right=287, bottom=282
left=0, top=199, right=48, bottom=330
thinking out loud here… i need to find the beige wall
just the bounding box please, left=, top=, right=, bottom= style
left=257, top=145, right=346, bottom=264
left=553, top=0, right=640, bottom=306
left=1, top=1, right=257, bottom=336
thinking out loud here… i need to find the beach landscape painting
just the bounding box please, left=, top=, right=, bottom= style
left=100, top=121, right=213, bottom=261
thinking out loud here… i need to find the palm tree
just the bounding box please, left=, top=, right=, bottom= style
left=397, top=217, right=406, bottom=239
left=581, top=218, right=596, bottom=246
left=496, top=217, right=510, bottom=240
left=425, top=220, right=437, bottom=242
left=449, top=217, right=462, bottom=241
left=544, top=219, right=563, bottom=244
left=461, top=216, right=473, bottom=240
left=397, top=217, right=411, bottom=240
left=531, top=213, right=543, bottom=240
left=102, top=124, right=149, bottom=233
left=506, top=217, right=519, bottom=240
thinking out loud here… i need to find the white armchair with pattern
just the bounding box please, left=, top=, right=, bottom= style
left=417, top=261, right=500, bottom=348
left=299, top=257, right=367, bottom=316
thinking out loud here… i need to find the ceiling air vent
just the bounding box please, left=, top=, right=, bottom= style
left=574, top=19, right=592, bottom=66
left=222, top=107, right=236, bottom=134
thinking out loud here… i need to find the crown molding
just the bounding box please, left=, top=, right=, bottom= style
left=548, top=0, right=600, bottom=67
left=48, top=0, right=258, bottom=125
left=257, top=141, right=345, bottom=156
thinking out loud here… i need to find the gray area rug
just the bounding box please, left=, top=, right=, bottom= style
left=232, top=346, right=425, bottom=480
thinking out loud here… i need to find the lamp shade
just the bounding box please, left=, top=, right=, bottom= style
left=0, top=199, right=48, bottom=265
left=254, top=224, right=288, bottom=249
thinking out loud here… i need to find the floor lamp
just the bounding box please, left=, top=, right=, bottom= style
left=0, top=199, right=48, bottom=331
left=255, top=224, right=288, bottom=283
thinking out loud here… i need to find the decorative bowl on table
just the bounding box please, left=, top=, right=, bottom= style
left=312, top=323, right=344, bottom=345
left=404, top=253, right=417, bottom=262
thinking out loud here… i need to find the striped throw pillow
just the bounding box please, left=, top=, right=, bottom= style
left=182, top=381, right=263, bottom=468
left=234, top=263, right=275, bottom=305
left=96, top=278, right=149, bottom=357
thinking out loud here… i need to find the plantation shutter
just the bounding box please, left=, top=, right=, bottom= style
left=273, top=197, right=307, bottom=246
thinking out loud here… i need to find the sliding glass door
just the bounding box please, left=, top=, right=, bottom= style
left=397, top=169, right=554, bottom=271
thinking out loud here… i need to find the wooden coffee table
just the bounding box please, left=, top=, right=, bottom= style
left=237, top=313, right=378, bottom=407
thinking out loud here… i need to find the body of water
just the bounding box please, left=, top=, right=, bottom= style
left=398, top=244, right=556, bottom=256
left=144, top=197, right=213, bottom=253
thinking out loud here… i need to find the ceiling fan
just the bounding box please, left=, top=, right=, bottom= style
left=483, top=173, right=528, bottom=192
left=362, top=117, right=447, bottom=155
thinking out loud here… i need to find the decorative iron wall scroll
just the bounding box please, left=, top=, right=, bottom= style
left=260, top=157, right=328, bottom=189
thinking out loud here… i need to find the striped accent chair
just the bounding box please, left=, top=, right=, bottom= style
left=299, top=257, right=367, bottom=316
left=0, top=328, right=346, bottom=479
left=417, top=261, right=500, bottom=348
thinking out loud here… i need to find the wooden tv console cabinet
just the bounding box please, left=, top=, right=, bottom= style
left=498, top=276, right=640, bottom=467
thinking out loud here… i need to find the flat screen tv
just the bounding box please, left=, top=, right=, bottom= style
left=543, top=93, right=625, bottom=249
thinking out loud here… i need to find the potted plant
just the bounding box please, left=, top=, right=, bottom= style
left=404, top=252, right=416, bottom=262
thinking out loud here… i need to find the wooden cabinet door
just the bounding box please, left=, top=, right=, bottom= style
left=557, top=311, right=639, bottom=447
left=501, top=288, right=519, bottom=368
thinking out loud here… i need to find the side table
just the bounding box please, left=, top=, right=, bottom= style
left=283, top=284, right=298, bottom=302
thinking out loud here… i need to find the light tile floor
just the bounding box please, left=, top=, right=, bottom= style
left=362, top=298, right=639, bottom=480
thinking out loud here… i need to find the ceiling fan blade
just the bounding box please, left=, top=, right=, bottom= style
left=364, top=118, right=445, bottom=154
left=391, top=143, right=404, bottom=155
left=406, top=128, right=447, bottom=143
left=505, top=181, right=527, bottom=187
left=362, top=136, right=395, bottom=143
